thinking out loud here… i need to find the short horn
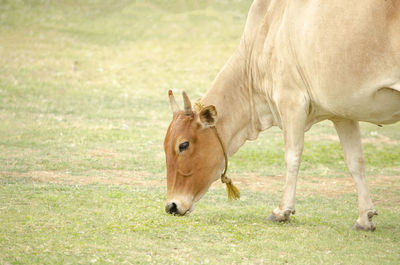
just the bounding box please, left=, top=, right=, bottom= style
left=168, top=90, right=180, bottom=113
left=182, top=91, right=193, bottom=116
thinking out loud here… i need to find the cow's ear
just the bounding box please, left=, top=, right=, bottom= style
left=199, top=105, right=218, bottom=128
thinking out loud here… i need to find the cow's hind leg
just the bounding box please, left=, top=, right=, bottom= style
left=333, top=119, right=377, bottom=231
left=267, top=96, right=307, bottom=222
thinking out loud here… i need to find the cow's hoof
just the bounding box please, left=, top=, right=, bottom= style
left=352, top=222, right=376, bottom=231
left=352, top=210, right=378, bottom=231
left=266, top=209, right=294, bottom=222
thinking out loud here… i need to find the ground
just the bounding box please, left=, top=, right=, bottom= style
left=0, top=0, right=399, bottom=264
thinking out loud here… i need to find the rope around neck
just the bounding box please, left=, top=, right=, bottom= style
left=195, top=101, right=240, bottom=200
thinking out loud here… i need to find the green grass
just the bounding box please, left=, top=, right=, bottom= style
left=0, top=0, right=399, bottom=264
left=1, top=179, right=399, bottom=265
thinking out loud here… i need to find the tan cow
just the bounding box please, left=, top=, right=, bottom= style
left=164, top=0, right=400, bottom=231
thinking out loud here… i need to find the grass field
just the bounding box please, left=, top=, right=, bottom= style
left=0, top=0, right=399, bottom=264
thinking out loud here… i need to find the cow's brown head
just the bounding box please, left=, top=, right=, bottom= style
left=163, top=90, right=224, bottom=215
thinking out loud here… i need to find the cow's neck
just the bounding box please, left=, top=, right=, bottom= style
left=200, top=52, right=276, bottom=156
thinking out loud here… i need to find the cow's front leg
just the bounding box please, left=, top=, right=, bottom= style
left=267, top=100, right=306, bottom=222
left=333, top=119, right=377, bottom=231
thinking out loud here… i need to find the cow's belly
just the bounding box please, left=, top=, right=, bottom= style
left=313, top=85, right=400, bottom=125
left=370, top=87, right=400, bottom=124
left=344, top=86, right=400, bottom=124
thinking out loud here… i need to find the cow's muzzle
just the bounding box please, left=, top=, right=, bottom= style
left=165, top=202, right=179, bottom=215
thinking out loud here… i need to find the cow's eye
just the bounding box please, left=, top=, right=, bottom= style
left=179, top=141, right=190, bottom=152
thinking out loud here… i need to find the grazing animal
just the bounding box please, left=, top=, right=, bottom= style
left=163, top=0, right=400, bottom=231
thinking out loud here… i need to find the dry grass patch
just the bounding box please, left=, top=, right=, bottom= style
left=3, top=170, right=399, bottom=207
left=0, top=170, right=164, bottom=187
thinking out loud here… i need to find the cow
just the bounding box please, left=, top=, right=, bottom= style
left=163, top=0, right=400, bottom=231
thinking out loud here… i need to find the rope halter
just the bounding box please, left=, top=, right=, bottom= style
left=194, top=101, right=240, bottom=200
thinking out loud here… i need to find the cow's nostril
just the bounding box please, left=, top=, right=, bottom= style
left=165, top=202, right=178, bottom=214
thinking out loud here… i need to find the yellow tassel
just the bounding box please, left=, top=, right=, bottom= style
left=221, top=175, right=240, bottom=200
